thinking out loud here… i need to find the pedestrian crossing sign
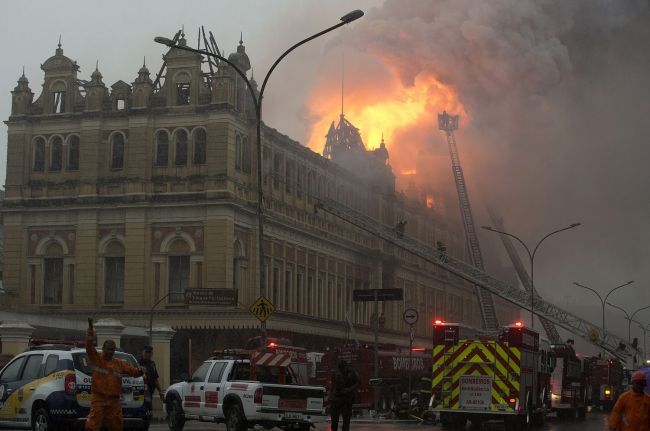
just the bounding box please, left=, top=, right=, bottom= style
left=250, top=296, right=275, bottom=322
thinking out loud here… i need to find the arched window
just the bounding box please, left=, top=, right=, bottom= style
left=42, top=241, right=64, bottom=304
left=168, top=237, right=191, bottom=303
left=67, top=135, right=79, bottom=171
left=235, top=135, right=242, bottom=170
left=51, top=81, right=66, bottom=113
left=33, top=137, right=45, bottom=172
left=175, top=72, right=191, bottom=105
left=50, top=136, right=63, bottom=171
left=174, top=129, right=188, bottom=166
left=110, top=133, right=124, bottom=170
left=193, top=128, right=206, bottom=164
left=103, top=240, right=125, bottom=304
left=156, top=130, right=169, bottom=166
left=241, top=137, right=251, bottom=173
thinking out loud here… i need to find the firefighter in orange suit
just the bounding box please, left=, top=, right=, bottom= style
left=608, top=371, right=650, bottom=431
left=86, top=318, right=145, bottom=431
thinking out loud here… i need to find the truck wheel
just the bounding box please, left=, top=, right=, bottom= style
left=32, top=407, right=54, bottom=431
left=226, top=404, right=248, bottom=431
left=167, top=399, right=185, bottom=431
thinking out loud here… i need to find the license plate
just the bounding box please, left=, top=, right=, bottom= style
left=284, top=412, right=303, bottom=420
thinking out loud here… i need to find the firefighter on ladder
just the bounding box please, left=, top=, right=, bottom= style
left=608, top=371, right=650, bottom=431
left=85, top=318, right=146, bottom=430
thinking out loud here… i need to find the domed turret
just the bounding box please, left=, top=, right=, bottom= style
left=11, top=68, right=33, bottom=116
left=227, top=34, right=251, bottom=73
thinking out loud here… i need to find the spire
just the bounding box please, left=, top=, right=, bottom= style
left=240, top=32, right=243, bottom=45
left=56, top=35, right=63, bottom=55
left=341, top=51, right=345, bottom=116
left=178, top=26, right=187, bottom=46
left=90, top=60, right=103, bottom=84
left=95, top=59, right=99, bottom=71
left=143, top=56, right=146, bottom=68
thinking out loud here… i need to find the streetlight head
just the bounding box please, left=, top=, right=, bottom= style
left=570, top=223, right=581, bottom=228
left=154, top=36, right=176, bottom=47
left=341, top=9, right=364, bottom=23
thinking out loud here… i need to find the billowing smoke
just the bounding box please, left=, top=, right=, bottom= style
left=308, top=0, right=650, bottom=344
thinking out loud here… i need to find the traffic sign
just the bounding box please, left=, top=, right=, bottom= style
left=353, top=288, right=403, bottom=302
left=249, top=296, right=275, bottom=322
left=403, top=308, right=419, bottom=325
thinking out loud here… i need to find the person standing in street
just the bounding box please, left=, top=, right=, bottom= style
left=608, top=370, right=650, bottom=431
left=139, top=345, right=165, bottom=403
left=85, top=318, right=145, bottom=431
left=329, top=360, right=360, bottom=431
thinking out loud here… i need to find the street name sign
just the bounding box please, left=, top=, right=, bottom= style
left=250, top=296, right=275, bottom=322
left=184, top=288, right=238, bottom=306
left=353, top=288, right=403, bottom=302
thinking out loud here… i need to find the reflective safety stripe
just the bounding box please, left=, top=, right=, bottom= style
left=92, top=366, right=122, bottom=378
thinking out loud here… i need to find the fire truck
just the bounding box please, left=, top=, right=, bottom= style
left=315, top=345, right=432, bottom=411
left=244, top=336, right=310, bottom=385
left=584, top=355, right=624, bottom=411
left=430, top=320, right=552, bottom=430
left=549, top=342, right=587, bottom=419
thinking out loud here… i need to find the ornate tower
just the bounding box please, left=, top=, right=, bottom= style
left=39, top=40, right=81, bottom=114
left=10, top=70, right=33, bottom=116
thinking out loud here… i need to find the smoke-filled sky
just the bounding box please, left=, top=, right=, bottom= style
left=2, top=1, right=650, bottom=355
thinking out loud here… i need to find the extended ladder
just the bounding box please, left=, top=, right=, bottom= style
left=438, top=112, right=498, bottom=331
left=486, top=207, right=563, bottom=344
left=314, top=197, right=635, bottom=359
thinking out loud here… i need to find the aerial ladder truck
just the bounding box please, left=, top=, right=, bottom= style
left=437, top=112, right=499, bottom=332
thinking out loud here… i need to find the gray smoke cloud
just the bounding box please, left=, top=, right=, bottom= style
left=325, top=0, right=650, bottom=350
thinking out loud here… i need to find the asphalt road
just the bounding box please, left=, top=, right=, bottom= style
left=149, top=409, right=612, bottom=430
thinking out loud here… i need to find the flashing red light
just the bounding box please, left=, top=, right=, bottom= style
left=514, top=321, right=523, bottom=327
left=508, top=398, right=517, bottom=404
left=434, top=319, right=444, bottom=325
left=412, top=347, right=426, bottom=352
left=268, top=342, right=277, bottom=348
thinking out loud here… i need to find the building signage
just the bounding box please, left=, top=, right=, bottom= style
left=459, top=375, right=492, bottom=410
left=184, top=288, right=238, bottom=306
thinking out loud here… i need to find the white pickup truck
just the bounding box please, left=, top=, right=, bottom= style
left=163, top=354, right=326, bottom=431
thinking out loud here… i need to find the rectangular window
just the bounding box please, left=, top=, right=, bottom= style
left=176, top=83, right=190, bottom=105
left=272, top=267, right=280, bottom=306
left=263, top=148, right=270, bottom=186
left=116, top=99, right=125, bottom=111
left=169, top=256, right=190, bottom=303
left=296, top=272, right=303, bottom=314
left=273, top=155, right=281, bottom=190
left=53, top=91, right=65, bottom=113
left=43, top=258, right=63, bottom=304
left=296, top=166, right=303, bottom=199
left=104, top=257, right=125, bottom=304
left=307, top=275, right=314, bottom=316
left=285, top=160, right=293, bottom=194
left=284, top=269, right=292, bottom=310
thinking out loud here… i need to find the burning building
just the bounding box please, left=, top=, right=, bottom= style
left=2, top=33, right=517, bottom=377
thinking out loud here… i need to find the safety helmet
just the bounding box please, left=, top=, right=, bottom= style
left=631, top=371, right=647, bottom=382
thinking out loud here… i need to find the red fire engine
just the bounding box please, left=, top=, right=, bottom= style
left=584, top=355, right=624, bottom=410
left=315, top=345, right=432, bottom=411
left=549, top=342, right=587, bottom=419
left=430, top=320, right=553, bottom=430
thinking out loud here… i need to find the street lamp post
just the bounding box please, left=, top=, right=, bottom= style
left=639, top=323, right=650, bottom=364
left=572, top=280, right=634, bottom=348
left=605, top=302, right=650, bottom=343
left=155, top=10, right=364, bottom=338
left=481, top=223, right=581, bottom=328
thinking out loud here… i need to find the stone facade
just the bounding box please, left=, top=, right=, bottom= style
left=2, top=37, right=517, bottom=369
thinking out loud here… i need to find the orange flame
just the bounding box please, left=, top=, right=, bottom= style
left=306, top=72, right=466, bottom=161
left=402, top=169, right=417, bottom=176
left=426, top=195, right=435, bottom=208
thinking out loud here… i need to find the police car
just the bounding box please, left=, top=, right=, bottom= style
left=0, top=344, right=151, bottom=430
